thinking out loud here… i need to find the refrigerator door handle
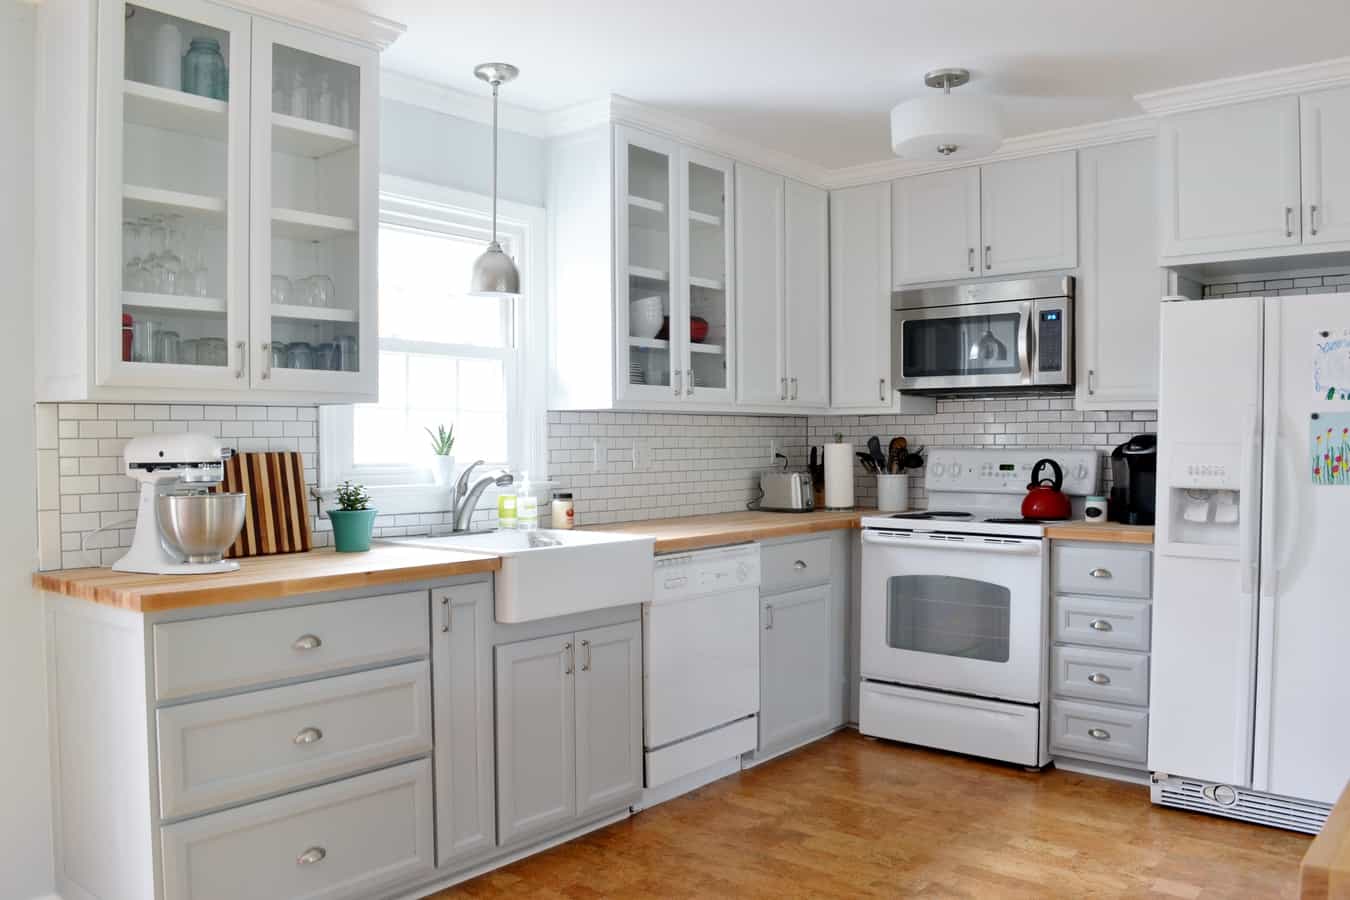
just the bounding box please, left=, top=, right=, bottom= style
left=1239, top=404, right=1261, bottom=597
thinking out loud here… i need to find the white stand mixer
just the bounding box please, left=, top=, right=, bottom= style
left=113, top=434, right=245, bottom=575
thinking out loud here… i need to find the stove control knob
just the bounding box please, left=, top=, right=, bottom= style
left=1075, top=464, right=1089, bottom=481
left=932, top=463, right=946, bottom=478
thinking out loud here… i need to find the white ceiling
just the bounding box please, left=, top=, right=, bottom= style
left=364, top=0, right=1350, bottom=170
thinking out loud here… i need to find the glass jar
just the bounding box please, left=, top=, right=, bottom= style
left=286, top=341, right=313, bottom=370
left=179, top=338, right=200, bottom=365
left=334, top=335, right=358, bottom=372
left=197, top=337, right=227, bottom=367
left=271, top=341, right=290, bottom=370
left=314, top=341, right=338, bottom=371
left=131, top=319, right=157, bottom=363
left=154, top=330, right=180, bottom=364
left=182, top=38, right=227, bottom=101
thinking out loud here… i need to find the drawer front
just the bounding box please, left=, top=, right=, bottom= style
left=1050, top=699, right=1148, bottom=764
left=1052, top=543, right=1152, bottom=599
left=157, top=661, right=433, bottom=820
left=1052, top=594, right=1151, bottom=651
left=1050, top=645, right=1149, bottom=707
left=761, top=536, right=833, bottom=594
left=154, top=591, right=429, bottom=701
left=161, top=759, right=434, bottom=900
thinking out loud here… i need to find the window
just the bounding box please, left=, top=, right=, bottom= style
left=320, top=176, right=546, bottom=511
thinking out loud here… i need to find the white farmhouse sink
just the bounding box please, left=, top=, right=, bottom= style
left=390, top=529, right=655, bottom=623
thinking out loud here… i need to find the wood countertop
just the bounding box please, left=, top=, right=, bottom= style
left=1303, top=782, right=1350, bottom=899
left=32, top=545, right=501, bottom=613
left=586, top=509, right=870, bottom=553
left=1042, top=521, right=1155, bottom=544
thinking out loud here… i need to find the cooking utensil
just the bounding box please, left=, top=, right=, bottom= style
left=1022, top=458, right=1072, bottom=520
left=156, top=492, right=246, bottom=563
left=866, top=436, right=887, bottom=472
left=856, top=452, right=879, bottom=474
left=903, top=450, right=926, bottom=470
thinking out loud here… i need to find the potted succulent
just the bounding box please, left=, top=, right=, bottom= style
left=425, top=424, right=456, bottom=487
left=328, top=481, right=377, bottom=552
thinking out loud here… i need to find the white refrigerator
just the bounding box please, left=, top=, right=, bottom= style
left=1150, top=292, right=1350, bottom=833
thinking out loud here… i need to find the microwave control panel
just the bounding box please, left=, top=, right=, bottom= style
left=1038, top=309, right=1064, bottom=372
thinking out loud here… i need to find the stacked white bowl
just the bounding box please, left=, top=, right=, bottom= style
left=629, top=296, right=665, bottom=339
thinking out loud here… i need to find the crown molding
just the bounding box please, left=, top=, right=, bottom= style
left=821, top=115, right=1157, bottom=189
left=381, top=69, right=550, bottom=137
left=1135, top=55, right=1350, bottom=116
left=230, top=0, right=405, bottom=49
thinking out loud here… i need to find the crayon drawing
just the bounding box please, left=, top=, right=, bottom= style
left=1314, top=329, right=1350, bottom=401
left=1311, top=413, right=1350, bottom=486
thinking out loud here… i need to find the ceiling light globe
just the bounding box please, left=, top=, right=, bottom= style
left=890, top=94, right=1003, bottom=161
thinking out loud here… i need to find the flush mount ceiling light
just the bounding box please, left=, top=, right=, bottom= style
left=469, top=62, right=521, bottom=298
left=890, top=67, right=1003, bottom=161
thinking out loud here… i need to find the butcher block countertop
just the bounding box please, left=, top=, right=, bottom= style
left=586, top=509, right=871, bottom=554
left=32, top=545, right=500, bottom=613
left=1042, top=521, right=1155, bottom=544
left=1303, top=781, right=1350, bottom=899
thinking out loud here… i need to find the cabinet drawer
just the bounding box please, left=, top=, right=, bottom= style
left=1052, top=544, right=1151, bottom=599
left=161, top=759, right=434, bottom=900
left=1050, top=699, right=1148, bottom=764
left=1050, top=645, right=1149, bottom=707
left=761, top=536, right=832, bottom=594
left=1051, top=594, right=1151, bottom=651
left=157, top=661, right=433, bottom=820
left=154, top=591, right=429, bottom=701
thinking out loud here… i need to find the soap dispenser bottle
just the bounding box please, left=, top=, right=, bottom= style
left=516, top=472, right=539, bottom=531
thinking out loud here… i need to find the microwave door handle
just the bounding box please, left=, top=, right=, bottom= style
left=1017, top=305, right=1033, bottom=383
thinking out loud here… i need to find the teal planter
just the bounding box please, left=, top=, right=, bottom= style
left=328, top=508, right=377, bottom=552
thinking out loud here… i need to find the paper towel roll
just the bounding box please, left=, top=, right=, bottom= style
left=824, top=443, right=855, bottom=509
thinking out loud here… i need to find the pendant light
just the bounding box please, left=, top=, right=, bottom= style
left=890, top=67, right=1003, bottom=161
left=469, top=62, right=521, bottom=298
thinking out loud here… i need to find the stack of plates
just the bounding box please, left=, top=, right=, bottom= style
left=629, top=361, right=645, bottom=385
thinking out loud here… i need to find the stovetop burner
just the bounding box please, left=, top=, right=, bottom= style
left=889, top=511, right=974, bottom=520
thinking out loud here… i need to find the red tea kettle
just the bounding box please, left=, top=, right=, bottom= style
left=1022, top=458, right=1072, bottom=520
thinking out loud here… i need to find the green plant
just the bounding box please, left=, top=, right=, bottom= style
left=425, top=424, right=456, bottom=456
left=334, top=481, right=372, bottom=512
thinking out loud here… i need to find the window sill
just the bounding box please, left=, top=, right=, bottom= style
left=313, top=483, right=455, bottom=517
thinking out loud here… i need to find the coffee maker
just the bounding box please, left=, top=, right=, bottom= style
left=1109, top=434, right=1157, bottom=525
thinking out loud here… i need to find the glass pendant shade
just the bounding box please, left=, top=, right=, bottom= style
left=469, top=240, right=520, bottom=297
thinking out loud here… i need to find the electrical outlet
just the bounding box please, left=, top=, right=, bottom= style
left=591, top=439, right=604, bottom=473
left=768, top=439, right=779, bottom=466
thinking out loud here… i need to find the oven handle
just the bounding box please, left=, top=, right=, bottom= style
left=862, top=531, right=1042, bottom=555
left=1018, top=302, right=1034, bottom=383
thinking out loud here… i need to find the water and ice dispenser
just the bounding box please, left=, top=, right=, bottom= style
left=1165, top=442, right=1246, bottom=547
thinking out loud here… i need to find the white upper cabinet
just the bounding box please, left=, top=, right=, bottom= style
left=1076, top=139, right=1163, bottom=411
left=892, top=167, right=981, bottom=285
left=1300, top=86, right=1350, bottom=247
left=1158, top=96, right=1302, bottom=260
left=783, top=179, right=830, bottom=408
left=36, top=0, right=389, bottom=403
left=979, top=151, right=1078, bottom=276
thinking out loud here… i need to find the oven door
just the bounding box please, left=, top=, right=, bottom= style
left=893, top=299, right=1033, bottom=392
left=861, top=529, right=1048, bottom=703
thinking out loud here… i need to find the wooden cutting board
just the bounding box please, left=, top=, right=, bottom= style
left=216, top=451, right=314, bottom=558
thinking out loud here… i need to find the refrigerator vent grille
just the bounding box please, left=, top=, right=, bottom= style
left=1154, top=778, right=1331, bottom=834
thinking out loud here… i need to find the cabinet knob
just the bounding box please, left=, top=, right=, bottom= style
left=1088, top=672, right=1111, bottom=686
left=292, top=633, right=322, bottom=651
left=793, top=560, right=807, bottom=570
left=1087, top=727, right=1111, bottom=741
left=296, top=846, right=326, bottom=866
left=1089, top=568, right=1112, bottom=579
left=293, top=726, right=323, bottom=745
left=1088, top=619, right=1113, bottom=632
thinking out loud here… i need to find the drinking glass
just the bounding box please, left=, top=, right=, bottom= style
left=286, top=341, right=313, bottom=370
left=314, top=74, right=334, bottom=125
left=308, top=274, right=335, bottom=308
left=335, top=334, right=358, bottom=372
left=131, top=319, right=157, bottom=363
left=270, top=341, right=289, bottom=369
left=158, top=214, right=184, bottom=295
left=179, top=338, right=200, bottom=365
left=288, top=69, right=309, bottom=121
left=154, top=330, right=180, bottom=364
left=271, top=275, right=292, bottom=305
left=197, top=337, right=227, bottom=367
left=314, top=341, right=337, bottom=371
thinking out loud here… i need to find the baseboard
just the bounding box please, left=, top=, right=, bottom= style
left=744, top=724, right=848, bottom=768
left=1052, top=756, right=1150, bottom=786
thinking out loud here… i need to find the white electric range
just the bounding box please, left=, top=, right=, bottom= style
left=859, top=448, right=1100, bottom=768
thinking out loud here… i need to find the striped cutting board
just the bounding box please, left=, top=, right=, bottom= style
left=217, top=451, right=313, bottom=558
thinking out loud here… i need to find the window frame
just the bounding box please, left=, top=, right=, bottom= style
left=318, top=175, right=548, bottom=515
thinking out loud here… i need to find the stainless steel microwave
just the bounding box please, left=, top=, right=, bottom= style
left=892, top=275, right=1074, bottom=393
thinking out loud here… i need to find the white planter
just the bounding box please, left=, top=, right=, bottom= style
left=430, top=455, right=456, bottom=487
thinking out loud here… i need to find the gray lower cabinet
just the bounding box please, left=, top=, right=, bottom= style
left=495, top=620, right=641, bottom=846
left=432, top=583, right=496, bottom=869
left=760, top=585, right=834, bottom=751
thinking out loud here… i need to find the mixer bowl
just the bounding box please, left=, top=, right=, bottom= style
left=157, top=492, right=246, bottom=563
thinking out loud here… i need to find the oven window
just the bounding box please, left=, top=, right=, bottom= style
left=885, top=575, right=1011, bottom=663
left=901, top=313, right=1021, bottom=379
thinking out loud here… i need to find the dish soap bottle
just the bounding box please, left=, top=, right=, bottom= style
left=497, top=491, right=517, bottom=530
left=516, top=473, right=539, bottom=531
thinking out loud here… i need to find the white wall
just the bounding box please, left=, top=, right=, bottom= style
left=0, top=3, right=54, bottom=899
left=380, top=97, right=547, bottom=207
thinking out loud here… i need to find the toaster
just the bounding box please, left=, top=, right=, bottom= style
left=758, top=469, right=815, bottom=512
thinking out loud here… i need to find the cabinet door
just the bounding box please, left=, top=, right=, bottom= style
left=574, top=621, right=642, bottom=818
left=760, top=586, right=834, bottom=753
left=1301, top=86, right=1350, bottom=246
left=97, top=0, right=252, bottom=390
left=891, top=168, right=981, bottom=285
left=249, top=18, right=378, bottom=398
left=616, top=126, right=682, bottom=403
left=734, top=164, right=786, bottom=405
left=681, top=147, right=736, bottom=405
left=494, top=634, right=575, bottom=845
left=1076, top=139, right=1162, bottom=410
left=1159, top=97, right=1302, bottom=258
left=432, top=583, right=495, bottom=868
left=979, top=151, right=1078, bottom=276
left=829, top=183, right=892, bottom=409
left=785, top=179, right=830, bottom=408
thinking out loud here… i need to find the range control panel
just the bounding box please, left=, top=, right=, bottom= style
left=653, top=544, right=761, bottom=601
left=924, top=448, right=1101, bottom=496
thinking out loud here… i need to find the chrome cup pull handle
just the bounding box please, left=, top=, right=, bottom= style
left=292, top=634, right=322, bottom=651
left=293, top=726, right=323, bottom=745
left=1088, top=619, right=1113, bottom=632
left=793, top=560, right=807, bottom=570
left=1089, top=567, right=1112, bottom=579
left=1087, top=672, right=1111, bottom=686
left=297, top=846, right=326, bottom=866
left=1088, top=727, right=1111, bottom=741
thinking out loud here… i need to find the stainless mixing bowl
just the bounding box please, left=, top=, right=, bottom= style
left=157, top=492, right=246, bottom=563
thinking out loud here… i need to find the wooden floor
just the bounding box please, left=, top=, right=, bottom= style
left=432, top=731, right=1310, bottom=899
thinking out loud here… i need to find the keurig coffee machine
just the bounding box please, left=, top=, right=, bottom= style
left=1109, top=434, right=1157, bottom=525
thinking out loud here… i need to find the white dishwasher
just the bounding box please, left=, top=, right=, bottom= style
left=643, top=543, right=761, bottom=789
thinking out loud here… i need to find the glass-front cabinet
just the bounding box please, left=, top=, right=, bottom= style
left=615, top=126, right=735, bottom=406
left=79, top=0, right=380, bottom=401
